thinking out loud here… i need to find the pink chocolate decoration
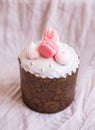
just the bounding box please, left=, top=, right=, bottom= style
left=39, top=28, right=58, bottom=58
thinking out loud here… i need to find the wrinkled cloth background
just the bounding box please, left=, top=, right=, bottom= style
left=0, top=0, right=95, bottom=130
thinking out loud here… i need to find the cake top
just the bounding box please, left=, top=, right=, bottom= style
left=19, top=28, right=79, bottom=78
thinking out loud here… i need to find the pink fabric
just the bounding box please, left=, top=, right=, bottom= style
left=0, top=0, right=95, bottom=130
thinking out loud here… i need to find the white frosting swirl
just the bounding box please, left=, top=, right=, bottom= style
left=19, top=41, right=79, bottom=79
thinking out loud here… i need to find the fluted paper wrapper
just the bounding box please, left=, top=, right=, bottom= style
left=19, top=60, right=78, bottom=113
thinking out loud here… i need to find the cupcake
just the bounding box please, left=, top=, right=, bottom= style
left=19, top=28, right=79, bottom=113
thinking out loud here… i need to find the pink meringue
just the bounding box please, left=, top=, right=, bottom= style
left=55, top=49, right=71, bottom=65
left=26, top=42, right=40, bottom=59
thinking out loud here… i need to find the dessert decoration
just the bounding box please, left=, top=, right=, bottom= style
left=39, top=28, right=58, bottom=58
left=55, top=49, right=71, bottom=65
left=26, top=42, right=39, bottom=59
left=19, top=28, right=77, bottom=68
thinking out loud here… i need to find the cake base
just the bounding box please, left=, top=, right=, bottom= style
left=19, top=61, right=78, bottom=113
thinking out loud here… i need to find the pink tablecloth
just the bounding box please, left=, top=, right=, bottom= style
left=0, top=0, right=95, bottom=130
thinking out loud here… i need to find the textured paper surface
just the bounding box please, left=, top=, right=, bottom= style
left=0, top=0, right=95, bottom=130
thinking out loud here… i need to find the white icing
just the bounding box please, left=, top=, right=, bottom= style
left=19, top=41, right=79, bottom=79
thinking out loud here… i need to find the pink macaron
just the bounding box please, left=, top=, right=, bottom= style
left=44, top=28, right=59, bottom=42
left=39, top=28, right=59, bottom=58
left=39, top=40, right=58, bottom=58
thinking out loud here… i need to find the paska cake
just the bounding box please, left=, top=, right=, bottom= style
left=19, top=28, right=79, bottom=113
